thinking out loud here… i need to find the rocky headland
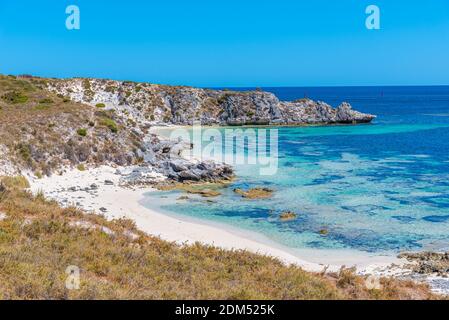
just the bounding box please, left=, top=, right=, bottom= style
left=1, top=75, right=375, bottom=185
left=47, top=78, right=376, bottom=128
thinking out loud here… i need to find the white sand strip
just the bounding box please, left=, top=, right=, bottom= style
left=28, top=166, right=400, bottom=274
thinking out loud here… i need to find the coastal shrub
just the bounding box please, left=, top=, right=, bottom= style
left=77, top=128, right=87, bottom=137
left=38, top=98, right=53, bottom=104
left=217, top=94, right=228, bottom=105
left=1, top=91, right=28, bottom=104
left=0, top=176, right=30, bottom=189
left=99, top=118, right=118, bottom=133
left=16, top=143, right=32, bottom=163
left=134, top=156, right=144, bottom=164
left=105, top=85, right=116, bottom=93
left=127, top=118, right=136, bottom=127
left=34, top=104, right=51, bottom=111
left=94, top=109, right=115, bottom=118
left=82, top=79, right=91, bottom=90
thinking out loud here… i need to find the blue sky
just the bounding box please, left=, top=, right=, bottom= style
left=1, top=0, right=449, bottom=87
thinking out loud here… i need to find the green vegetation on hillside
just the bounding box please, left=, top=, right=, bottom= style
left=99, top=118, right=118, bottom=133
left=76, top=128, right=87, bottom=137
left=1, top=91, right=29, bottom=104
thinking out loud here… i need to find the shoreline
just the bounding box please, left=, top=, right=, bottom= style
left=141, top=195, right=403, bottom=273
left=27, top=165, right=403, bottom=275
left=149, top=122, right=377, bottom=136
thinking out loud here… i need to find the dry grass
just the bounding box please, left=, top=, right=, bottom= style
left=0, top=176, right=437, bottom=300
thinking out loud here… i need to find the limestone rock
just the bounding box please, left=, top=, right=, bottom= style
left=47, top=78, right=376, bottom=128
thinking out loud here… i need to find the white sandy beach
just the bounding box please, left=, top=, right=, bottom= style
left=27, top=165, right=404, bottom=276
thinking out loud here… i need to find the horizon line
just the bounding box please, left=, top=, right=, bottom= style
left=3, top=72, right=449, bottom=89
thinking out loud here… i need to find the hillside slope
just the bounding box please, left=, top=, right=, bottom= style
left=0, top=176, right=435, bottom=299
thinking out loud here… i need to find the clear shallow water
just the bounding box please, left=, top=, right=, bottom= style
left=144, top=86, right=449, bottom=254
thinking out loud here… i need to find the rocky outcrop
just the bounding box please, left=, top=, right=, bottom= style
left=399, top=252, right=449, bottom=277
left=120, top=134, right=234, bottom=186
left=233, top=187, right=273, bottom=199
left=278, top=100, right=374, bottom=125
left=279, top=211, right=298, bottom=221
left=47, top=78, right=376, bottom=129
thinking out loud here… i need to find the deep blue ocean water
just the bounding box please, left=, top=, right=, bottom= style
left=144, top=86, right=449, bottom=254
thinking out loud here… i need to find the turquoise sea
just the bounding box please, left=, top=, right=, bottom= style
left=143, top=86, right=449, bottom=256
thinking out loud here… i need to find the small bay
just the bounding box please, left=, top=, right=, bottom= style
left=144, top=86, right=449, bottom=255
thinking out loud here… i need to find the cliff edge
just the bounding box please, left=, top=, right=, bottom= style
left=48, top=78, right=376, bottom=128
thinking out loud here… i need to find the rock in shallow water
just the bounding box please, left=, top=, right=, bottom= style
left=279, top=211, right=298, bottom=221
left=233, top=187, right=273, bottom=199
